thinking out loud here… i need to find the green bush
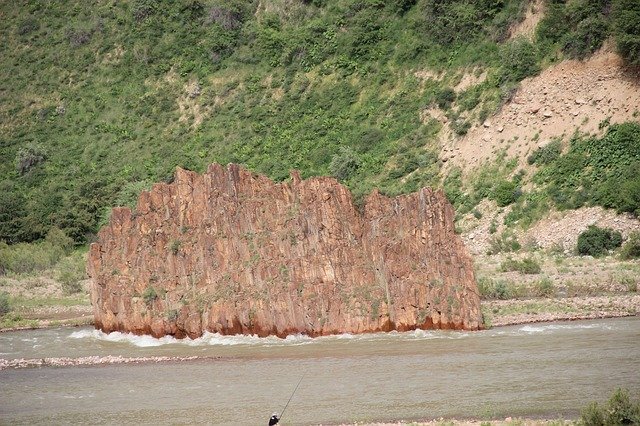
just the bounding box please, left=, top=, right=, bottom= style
left=329, top=147, right=361, bottom=181
left=497, top=37, right=540, bottom=83
left=491, top=180, right=521, bottom=207
left=612, top=0, right=640, bottom=65
left=56, top=253, right=86, bottom=295
left=0, top=292, right=11, bottom=316
left=537, top=0, right=611, bottom=58
left=0, top=241, right=65, bottom=275
left=536, top=124, right=640, bottom=215
left=435, top=87, right=456, bottom=110
left=45, top=227, right=75, bottom=255
left=143, top=286, right=158, bottom=305
left=533, top=277, right=555, bottom=297
left=500, top=257, right=542, bottom=274
left=487, top=231, right=521, bottom=255
left=580, top=388, right=640, bottom=426
left=577, top=226, right=623, bottom=257
left=620, top=232, right=640, bottom=260
left=564, top=16, right=609, bottom=59
left=527, top=139, right=562, bottom=166
left=477, top=277, right=513, bottom=300
left=15, top=143, right=47, bottom=175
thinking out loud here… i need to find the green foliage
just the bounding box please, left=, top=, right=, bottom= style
left=536, top=124, right=640, bottom=216
left=0, top=291, right=11, bottom=316
left=15, top=143, right=47, bottom=175
left=577, top=226, right=623, bottom=257
left=45, top=227, right=75, bottom=255
left=143, top=286, right=158, bottom=305
left=580, top=388, right=640, bottom=426
left=330, top=147, right=361, bottom=181
left=56, top=253, right=86, bottom=295
left=477, top=277, right=513, bottom=300
left=0, top=0, right=623, bottom=245
left=620, top=232, right=640, bottom=260
left=500, top=256, right=541, bottom=274
left=491, top=180, right=521, bottom=207
left=527, top=139, right=562, bottom=165
left=435, top=87, right=456, bottom=110
left=0, top=240, right=65, bottom=275
left=420, top=0, right=524, bottom=46
left=169, top=239, right=181, bottom=255
left=487, top=230, right=521, bottom=254
left=536, top=0, right=612, bottom=59
left=533, top=277, right=555, bottom=297
left=612, top=0, right=640, bottom=65
left=497, top=37, right=540, bottom=83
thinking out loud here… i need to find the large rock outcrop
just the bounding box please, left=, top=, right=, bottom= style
left=88, top=164, right=482, bottom=338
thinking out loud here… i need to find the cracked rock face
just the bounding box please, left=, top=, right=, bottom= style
left=88, top=164, right=482, bottom=338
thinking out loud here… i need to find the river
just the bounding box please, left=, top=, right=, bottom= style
left=1, top=317, right=639, bottom=425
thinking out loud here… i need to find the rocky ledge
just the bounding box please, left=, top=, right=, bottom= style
left=88, top=164, right=482, bottom=338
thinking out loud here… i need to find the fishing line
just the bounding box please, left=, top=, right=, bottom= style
left=279, top=372, right=305, bottom=421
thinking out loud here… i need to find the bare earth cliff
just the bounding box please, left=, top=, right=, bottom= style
left=88, top=164, right=482, bottom=338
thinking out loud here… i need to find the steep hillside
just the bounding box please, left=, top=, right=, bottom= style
left=0, top=0, right=639, bottom=248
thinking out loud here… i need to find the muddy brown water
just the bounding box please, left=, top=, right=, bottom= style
left=1, top=317, right=639, bottom=425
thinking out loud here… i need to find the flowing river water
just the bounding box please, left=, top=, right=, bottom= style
left=1, top=317, right=639, bottom=425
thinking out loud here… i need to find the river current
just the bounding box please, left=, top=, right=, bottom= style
left=1, top=317, right=639, bottom=425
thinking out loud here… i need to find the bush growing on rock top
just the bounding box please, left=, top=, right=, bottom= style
left=577, top=226, right=623, bottom=257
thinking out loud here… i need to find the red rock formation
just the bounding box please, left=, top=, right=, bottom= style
left=88, top=164, right=482, bottom=338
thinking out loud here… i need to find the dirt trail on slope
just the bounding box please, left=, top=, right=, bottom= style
left=442, top=46, right=640, bottom=170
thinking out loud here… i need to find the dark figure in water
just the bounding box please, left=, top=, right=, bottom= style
left=269, top=413, right=280, bottom=425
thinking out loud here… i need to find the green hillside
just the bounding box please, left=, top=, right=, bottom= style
left=1, top=0, right=639, bottom=244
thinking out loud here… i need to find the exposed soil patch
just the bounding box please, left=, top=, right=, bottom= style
left=508, top=0, right=544, bottom=40
left=444, top=47, right=640, bottom=171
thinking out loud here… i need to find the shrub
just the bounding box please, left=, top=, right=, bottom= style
left=612, top=0, right=640, bottom=65
left=0, top=241, right=64, bottom=275
left=491, top=180, right=521, bottom=207
left=620, top=232, right=640, bottom=260
left=45, top=227, right=75, bottom=255
left=563, top=16, right=609, bottom=59
left=500, top=257, right=541, bottom=274
left=56, top=254, right=86, bottom=295
left=329, top=147, right=361, bottom=181
left=487, top=231, right=521, bottom=255
left=169, top=240, right=181, bottom=255
left=0, top=292, right=11, bottom=316
left=577, top=226, right=623, bottom=257
left=143, top=286, right=158, bottom=305
left=580, top=388, right=640, bottom=426
left=435, top=87, right=456, bottom=110
left=477, top=277, right=513, bottom=300
left=15, top=143, right=47, bottom=175
left=498, top=37, right=540, bottom=83
left=527, top=139, right=562, bottom=165
left=533, top=277, right=555, bottom=297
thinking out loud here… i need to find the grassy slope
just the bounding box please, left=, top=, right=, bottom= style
left=1, top=0, right=535, bottom=244
left=1, top=1, right=639, bottom=330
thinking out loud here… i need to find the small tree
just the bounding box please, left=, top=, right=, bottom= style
left=577, top=226, right=623, bottom=257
